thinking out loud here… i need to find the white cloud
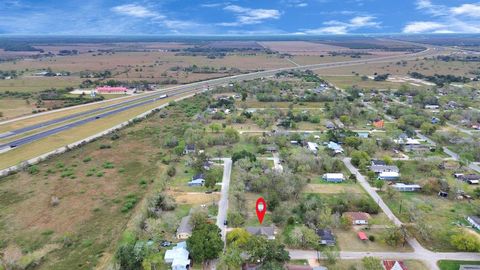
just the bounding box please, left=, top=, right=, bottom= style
left=221, top=5, right=281, bottom=26
left=404, top=1, right=480, bottom=33
left=451, top=3, right=480, bottom=18
left=304, top=16, right=380, bottom=35
left=403, top=21, right=445, bottom=33
left=111, top=4, right=160, bottom=18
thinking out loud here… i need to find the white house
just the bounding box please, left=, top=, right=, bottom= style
left=425, top=104, right=440, bottom=110
left=378, top=171, right=400, bottom=181
left=164, top=242, right=190, bottom=270
left=343, top=212, right=370, bottom=225
left=392, top=183, right=421, bottom=192
left=307, top=142, right=319, bottom=154
left=322, top=173, right=345, bottom=183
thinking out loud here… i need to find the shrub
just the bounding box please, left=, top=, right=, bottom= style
left=96, top=171, right=104, bottom=177
left=121, top=194, right=138, bottom=213
left=83, top=157, right=92, bottom=163
left=102, top=162, right=114, bottom=169
left=27, top=165, right=40, bottom=175
left=369, top=235, right=375, bottom=242
left=167, top=166, right=176, bottom=177
left=99, top=144, right=111, bottom=149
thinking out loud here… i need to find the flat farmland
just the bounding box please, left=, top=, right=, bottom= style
left=314, top=58, right=480, bottom=77
left=0, top=76, right=85, bottom=93
left=259, top=41, right=352, bottom=55
left=0, top=98, right=38, bottom=120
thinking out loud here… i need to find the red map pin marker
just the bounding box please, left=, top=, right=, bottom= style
left=256, top=197, right=267, bottom=224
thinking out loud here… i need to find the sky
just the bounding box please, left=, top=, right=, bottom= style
left=0, top=0, right=480, bottom=35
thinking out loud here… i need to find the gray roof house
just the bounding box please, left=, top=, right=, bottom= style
left=316, top=229, right=336, bottom=246
left=176, top=215, right=193, bottom=239
left=164, top=241, right=190, bottom=270
left=370, top=165, right=399, bottom=174
left=246, top=226, right=276, bottom=240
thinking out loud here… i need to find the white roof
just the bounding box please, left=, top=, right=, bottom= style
left=307, top=142, right=319, bottom=150
left=379, top=171, right=400, bottom=177
left=405, top=138, right=420, bottom=145
left=323, top=173, right=344, bottom=179
left=393, top=183, right=421, bottom=188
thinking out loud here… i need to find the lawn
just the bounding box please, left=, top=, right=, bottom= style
left=335, top=228, right=412, bottom=252
left=438, top=260, right=480, bottom=270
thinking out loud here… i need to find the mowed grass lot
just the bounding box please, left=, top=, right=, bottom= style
left=0, top=98, right=38, bottom=120
left=0, top=94, right=212, bottom=269
left=321, top=260, right=428, bottom=270
left=438, top=260, right=480, bottom=270
left=0, top=76, right=85, bottom=93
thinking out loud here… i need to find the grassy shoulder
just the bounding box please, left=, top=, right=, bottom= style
left=438, top=260, right=480, bottom=270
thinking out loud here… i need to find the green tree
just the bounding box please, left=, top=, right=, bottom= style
left=451, top=232, right=480, bottom=252
left=288, top=225, right=320, bottom=249
left=345, top=137, right=362, bottom=149
left=420, top=122, right=436, bottom=135
left=362, top=257, right=383, bottom=270
left=474, top=187, right=480, bottom=198
left=245, top=236, right=290, bottom=266
left=382, top=226, right=404, bottom=246
left=375, top=179, right=385, bottom=191
left=205, top=167, right=222, bottom=190
left=218, top=247, right=243, bottom=270
left=189, top=208, right=208, bottom=229
left=115, top=242, right=147, bottom=270
left=224, top=127, right=240, bottom=144
left=187, top=223, right=224, bottom=266
left=227, top=228, right=251, bottom=248
left=209, top=123, right=221, bottom=133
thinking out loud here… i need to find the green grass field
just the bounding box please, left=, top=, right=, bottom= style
left=438, top=260, right=480, bottom=270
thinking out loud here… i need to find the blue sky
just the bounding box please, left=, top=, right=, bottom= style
left=0, top=0, right=479, bottom=35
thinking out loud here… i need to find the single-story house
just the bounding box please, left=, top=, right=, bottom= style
left=466, top=216, right=480, bottom=230
left=357, top=131, right=370, bottom=138
left=176, top=215, right=193, bottom=239
left=184, top=144, right=196, bottom=154
left=370, top=165, right=399, bottom=174
left=425, top=104, right=440, bottom=110
left=316, top=229, right=336, bottom=246
left=468, top=180, right=479, bottom=185
left=357, top=231, right=368, bottom=241
left=188, top=179, right=205, bottom=187
left=334, top=119, right=345, bottom=129
left=327, top=141, right=344, bottom=154
left=459, top=265, right=480, bottom=270
left=382, top=260, right=408, bottom=270
left=461, top=174, right=480, bottom=182
left=325, top=121, right=335, bottom=129
left=246, top=226, right=276, bottom=240
left=322, top=173, right=345, bottom=183
left=392, top=183, right=421, bottom=192
left=343, top=212, right=370, bottom=225
left=164, top=242, right=190, bottom=270
left=373, top=119, right=385, bottom=129
left=307, top=142, right=319, bottom=154
left=265, top=145, right=278, bottom=153
left=378, top=171, right=400, bottom=181
left=371, top=160, right=387, bottom=166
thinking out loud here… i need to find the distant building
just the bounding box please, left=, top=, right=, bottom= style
left=325, top=121, right=335, bottom=129
left=322, top=173, right=345, bottom=183
left=188, top=179, right=205, bottom=186
left=183, top=144, right=196, bottom=154
left=96, top=86, right=128, bottom=94
left=327, top=141, right=344, bottom=154
left=246, top=226, right=276, bottom=240
left=391, top=183, right=421, bottom=192
left=307, top=142, right=319, bottom=154
left=370, top=165, right=399, bottom=174
left=316, top=229, right=336, bottom=246
left=343, top=212, right=370, bottom=225
left=176, top=215, right=193, bottom=239
left=466, top=216, right=480, bottom=230
left=382, top=260, right=408, bottom=270
left=378, top=171, right=400, bottom=181
left=164, top=242, right=190, bottom=270
left=424, top=104, right=440, bottom=110
left=373, top=119, right=385, bottom=129
left=371, top=160, right=387, bottom=166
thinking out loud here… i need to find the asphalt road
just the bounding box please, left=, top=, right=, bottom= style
left=0, top=46, right=444, bottom=152
left=215, top=158, right=232, bottom=244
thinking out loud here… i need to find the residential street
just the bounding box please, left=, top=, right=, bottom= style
left=341, top=157, right=480, bottom=269
left=215, top=158, right=233, bottom=243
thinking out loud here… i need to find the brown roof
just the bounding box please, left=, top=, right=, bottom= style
left=383, top=260, right=408, bottom=270
left=344, top=212, right=370, bottom=221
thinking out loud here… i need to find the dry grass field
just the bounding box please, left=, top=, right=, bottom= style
left=0, top=99, right=38, bottom=120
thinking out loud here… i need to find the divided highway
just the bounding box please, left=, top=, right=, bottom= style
left=0, top=46, right=445, bottom=153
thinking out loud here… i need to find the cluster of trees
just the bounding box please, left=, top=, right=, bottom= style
left=0, top=70, right=18, bottom=79
left=220, top=228, right=290, bottom=270
left=373, top=73, right=390, bottom=81
left=79, top=70, right=112, bottom=78
left=409, top=72, right=470, bottom=87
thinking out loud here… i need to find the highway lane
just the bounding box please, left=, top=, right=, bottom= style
left=0, top=46, right=445, bottom=151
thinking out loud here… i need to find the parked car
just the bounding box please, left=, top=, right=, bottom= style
left=160, top=241, right=171, bottom=247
